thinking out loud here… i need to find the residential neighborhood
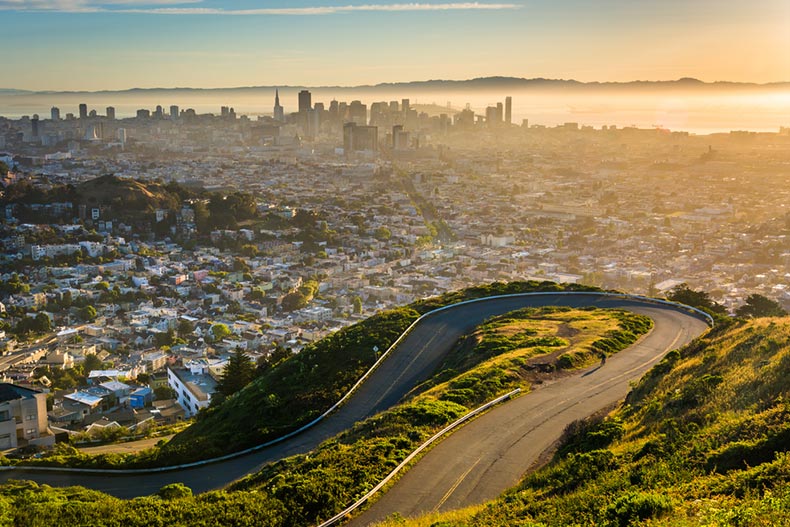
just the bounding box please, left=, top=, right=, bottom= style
left=0, top=99, right=788, bottom=454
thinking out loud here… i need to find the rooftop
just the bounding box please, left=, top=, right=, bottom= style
left=0, top=383, right=42, bottom=403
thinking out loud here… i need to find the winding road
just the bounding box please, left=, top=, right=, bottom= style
left=350, top=301, right=707, bottom=526
left=0, top=294, right=708, bottom=506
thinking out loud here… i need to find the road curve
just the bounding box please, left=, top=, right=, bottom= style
left=0, top=294, right=708, bottom=500
left=349, top=303, right=708, bottom=526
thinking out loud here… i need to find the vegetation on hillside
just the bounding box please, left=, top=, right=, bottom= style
left=374, top=316, right=790, bottom=527
left=0, top=306, right=649, bottom=527
left=3, top=281, right=603, bottom=471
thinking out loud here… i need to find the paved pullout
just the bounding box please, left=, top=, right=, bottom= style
left=350, top=303, right=708, bottom=526
left=0, top=295, right=707, bottom=500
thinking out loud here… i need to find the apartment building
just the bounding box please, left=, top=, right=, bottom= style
left=0, top=383, right=54, bottom=450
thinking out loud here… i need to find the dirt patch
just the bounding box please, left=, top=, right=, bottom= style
left=557, top=323, right=581, bottom=339
left=517, top=346, right=582, bottom=386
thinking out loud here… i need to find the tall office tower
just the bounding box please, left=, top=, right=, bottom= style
left=454, top=108, right=475, bottom=128
left=154, top=105, right=164, bottom=119
left=298, top=90, right=312, bottom=113
left=505, top=96, right=512, bottom=124
left=221, top=106, right=229, bottom=118
left=136, top=109, right=151, bottom=119
left=50, top=107, right=60, bottom=121
left=369, top=102, right=386, bottom=126
left=343, top=122, right=378, bottom=152
left=485, top=106, right=498, bottom=125
left=79, top=103, right=88, bottom=119
left=117, top=128, right=127, bottom=145
left=348, top=100, right=367, bottom=124
left=273, top=89, right=284, bottom=121
left=170, top=105, right=179, bottom=119
left=305, top=109, right=320, bottom=137
left=31, top=115, right=40, bottom=137
left=85, top=124, right=99, bottom=140
left=392, top=125, right=410, bottom=150
left=106, top=106, right=116, bottom=120
left=401, top=99, right=410, bottom=113
left=496, top=102, right=504, bottom=122
left=89, top=109, right=98, bottom=118
left=389, top=101, right=399, bottom=113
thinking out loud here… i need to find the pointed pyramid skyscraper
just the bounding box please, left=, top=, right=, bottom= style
left=273, top=88, right=284, bottom=122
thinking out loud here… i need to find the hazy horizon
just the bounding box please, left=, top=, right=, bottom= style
left=3, top=86, right=789, bottom=135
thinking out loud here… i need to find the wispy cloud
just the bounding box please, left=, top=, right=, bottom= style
left=0, top=0, right=201, bottom=11
left=0, top=1, right=520, bottom=14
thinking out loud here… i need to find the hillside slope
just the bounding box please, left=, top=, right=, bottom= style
left=75, top=174, right=183, bottom=215
left=375, top=317, right=790, bottom=527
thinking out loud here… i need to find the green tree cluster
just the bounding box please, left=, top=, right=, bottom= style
left=736, top=293, right=787, bottom=318
left=666, top=283, right=726, bottom=315
left=216, top=349, right=256, bottom=397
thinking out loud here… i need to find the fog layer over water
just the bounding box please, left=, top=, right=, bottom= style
left=1, top=88, right=788, bottom=134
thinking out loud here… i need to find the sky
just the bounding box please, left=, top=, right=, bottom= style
left=2, top=0, right=789, bottom=91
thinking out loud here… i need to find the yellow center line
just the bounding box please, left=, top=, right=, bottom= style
left=434, top=456, right=483, bottom=512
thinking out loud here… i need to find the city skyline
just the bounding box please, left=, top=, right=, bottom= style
left=2, top=0, right=789, bottom=91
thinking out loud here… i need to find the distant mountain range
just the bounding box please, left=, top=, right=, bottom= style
left=2, top=77, right=788, bottom=95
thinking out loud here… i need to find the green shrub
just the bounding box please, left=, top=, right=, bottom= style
left=158, top=483, right=193, bottom=500
left=604, top=491, right=673, bottom=527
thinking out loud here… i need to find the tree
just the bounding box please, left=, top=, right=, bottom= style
left=60, top=290, right=73, bottom=309
left=281, top=291, right=308, bottom=312
left=154, top=328, right=176, bottom=348
left=736, top=294, right=788, bottom=318
left=266, top=343, right=292, bottom=368
left=233, top=257, right=250, bottom=272
left=666, top=283, right=726, bottom=314
left=352, top=296, right=363, bottom=314
left=83, top=353, right=103, bottom=375
left=158, top=483, right=192, bottom=500
left=374, top=226, right=392, bottom=241
left=241, top=244, right=259, bottom=257
left=247, top=288, right=266, bottom=302
left=33, top=313, right=52, bottom=333
left=79, top=305, right=97, bottom=322
left=216, top=349, right=256, bottom=397
left=210, top=323, right=231, bottom=341
left=154, top=386, right=176, bottom=401
left=177, top=319, right=194, bottom=339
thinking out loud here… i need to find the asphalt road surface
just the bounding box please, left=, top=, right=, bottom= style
left=0, top=294, right=708, bottom=502
left=349, top=302, right=708, bottom=526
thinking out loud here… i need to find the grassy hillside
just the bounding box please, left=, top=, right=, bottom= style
left=148, top=281, right=606, bottom=464
left=159, top=307, right=420, bottom=463
left=75, top=174, right=183, bottom=215
left=5, top=281, right=601, bottom=470
left=375, top=316, right=790, bottom=527
left=0, top=306, right=648, bottom=527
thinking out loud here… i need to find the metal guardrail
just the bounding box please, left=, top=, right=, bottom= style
left=0, top=291, right=711, bottom=476
left=315, top=388, right=522, bottom=527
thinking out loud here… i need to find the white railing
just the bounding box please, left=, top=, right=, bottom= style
left=315, top=389, right=522, bottom=527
